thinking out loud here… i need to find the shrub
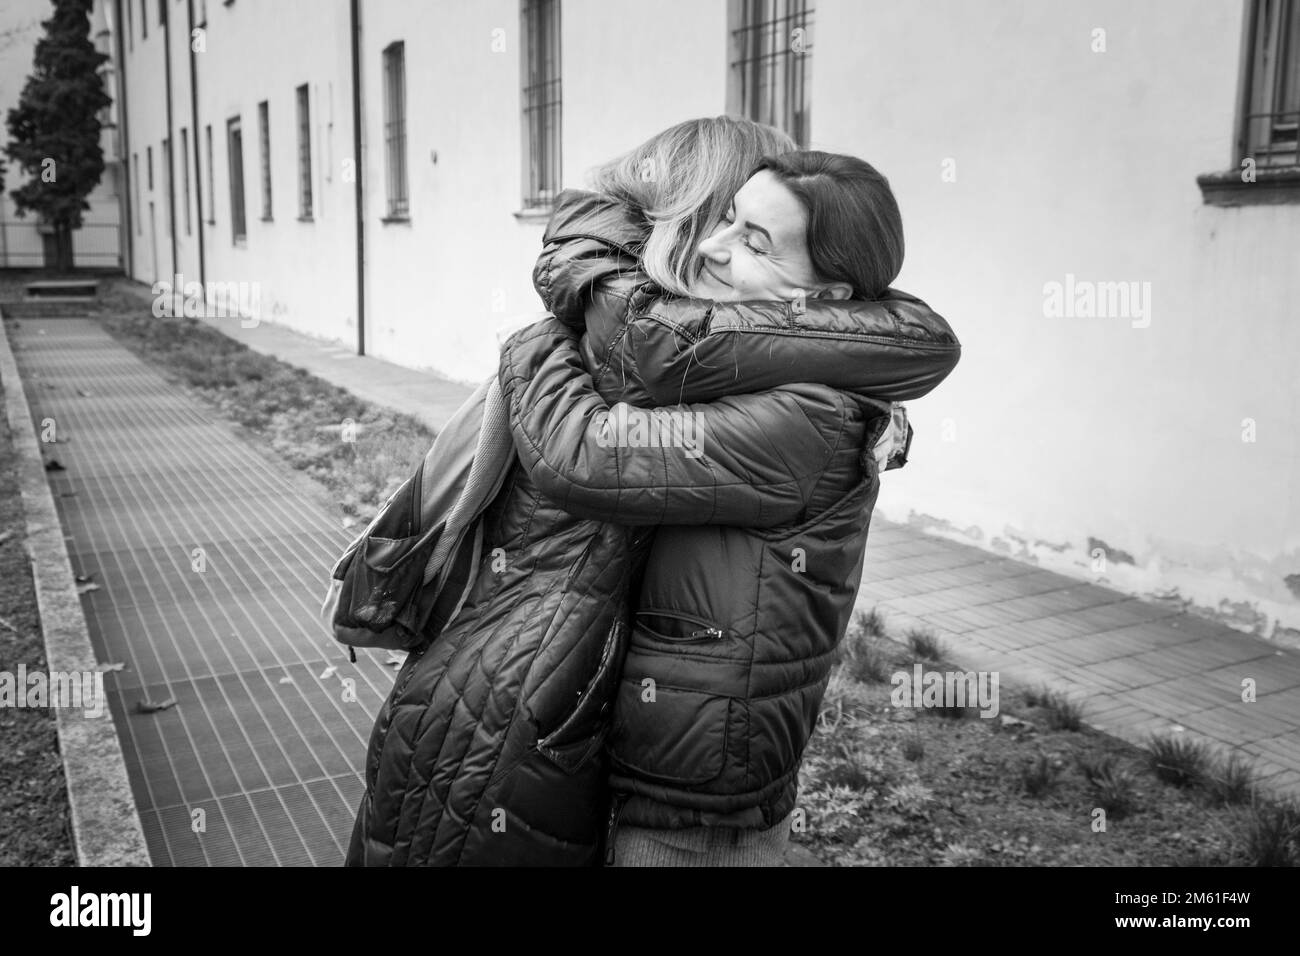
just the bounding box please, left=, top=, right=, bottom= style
left=1148, top=733, right=1210, bottom=789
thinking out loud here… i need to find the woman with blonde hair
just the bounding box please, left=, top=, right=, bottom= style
left=347, top=117, right=958, bottom=866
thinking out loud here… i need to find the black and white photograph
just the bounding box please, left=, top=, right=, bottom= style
left=0, top=0, right=1296, bottom=921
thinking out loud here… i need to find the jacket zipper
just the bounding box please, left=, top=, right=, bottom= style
left=603, top=792, right=631, bottom=866
left=636, top=608, right=732, bottom=642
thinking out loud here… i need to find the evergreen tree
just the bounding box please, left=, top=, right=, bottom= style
left=5, top=0, right=109, bottom=272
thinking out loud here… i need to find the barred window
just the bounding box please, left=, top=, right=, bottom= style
left=296, top=84, right=313, bottom=220
left=521, top=0, right=561, bottom=210
left=258, top=101, right=272, bottom=220
left=227, top=116, right=246, bottom=242
left=180, top=127, right=191, bottom=235
left=133, top=152, right=141, bottom=234
left=727, top=0, right=813, bottom=147
left=204, top=124, right=215, bottom=224
left=383, top=41, right=409, bottom=219
left=1240, top=0, right=1300, bottom=168
left=162, top=136, right=171, bottom=235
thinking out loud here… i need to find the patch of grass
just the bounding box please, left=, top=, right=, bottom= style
left=854, top=607, right=888, bottom=639
left=1201, top=749, right=1258, bottom=808
left=1077, top=754, right=1139, bottom=820
left=1241, top=798, right=1300, bottom=867
left=1033, top=686, right=1085, bottom=731
left=839, top=626, right=892, bottom=685
left=1020, top=752, right=1059, bottom=797
left=904, top=627, right=945, bottom=664
left=0, top=382, right=76, bottom=865
left=900, top=729, right=925, bottom=762
left=1148, top=733, right=1211, bottom=789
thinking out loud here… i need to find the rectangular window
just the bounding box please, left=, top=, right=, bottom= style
left=133, top=152, right=141, bottom=234
left=180, top=127, right=191, bottom=235
left=1240, top=0, right=1300, bottom=168
left=204, top=124, right=215, bottom=224
left=383, top=42, right=409, bottom=218
left=520, top=0, right=561, bottom=210
left=296, top=83, right=313, bottom=219
left=227, top=116, right=247, bottom=242
left=727, top=0, right=814, bottom=147
left=146, top=145, right=153, bottom=190
left=162, top=137, right=171, bottom=235
left=257, top=101, right=272, bottom=220
left=141, top=0, right=147, bottom=39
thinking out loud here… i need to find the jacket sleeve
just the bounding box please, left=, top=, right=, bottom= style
left=625, top=289, right=962, bottom=405
left=531, top=190, right=961, bottom=403
left=499, top=317, right=858, bottom=527
left=532, top=190, right=648, bottom=328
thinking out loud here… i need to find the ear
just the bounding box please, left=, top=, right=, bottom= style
left=814, top=282, right=853, bottom=301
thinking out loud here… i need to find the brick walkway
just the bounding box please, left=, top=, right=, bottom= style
left=8, top=308, right=1300, bottom=871
left=8, top=316, right=397, bottom=866
left=855, top=526, right=1300, bottom=796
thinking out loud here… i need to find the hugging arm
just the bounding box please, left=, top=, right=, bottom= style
left=534, top=191, right=961, bottom=406
left=499, top=317, right=861, bottom=528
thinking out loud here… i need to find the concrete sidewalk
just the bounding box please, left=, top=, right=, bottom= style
left=219, top=317, right=1300, bottom=797
left=6, top=314, right=399, bottom=865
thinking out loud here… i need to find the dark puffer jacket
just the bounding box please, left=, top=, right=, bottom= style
left=346, top=192, right=958, bottom=865
left=517, top=191, right=961, bottom=837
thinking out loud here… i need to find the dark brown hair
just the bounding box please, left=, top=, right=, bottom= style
left=754, top=151, right=905, bottom=299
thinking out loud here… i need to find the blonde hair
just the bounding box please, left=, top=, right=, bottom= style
left=589, top=116, right=796, bottom=296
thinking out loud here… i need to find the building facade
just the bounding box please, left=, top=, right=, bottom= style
left=94, top=0, right=1300, bottom=644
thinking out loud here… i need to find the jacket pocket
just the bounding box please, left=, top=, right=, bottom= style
left=536, top=617, right=628, bottom=775
left=607, top=678, right=732, bottom=786
left=635, top=608, right=735, bottom=644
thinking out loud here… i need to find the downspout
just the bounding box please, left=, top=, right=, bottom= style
left=162, top=0, right=177, bottom=277
left=113, top=0, right=133, bottom=275
left=186, top=0, right=205, bottom=288
left=350, top=0, right=366, bottom=355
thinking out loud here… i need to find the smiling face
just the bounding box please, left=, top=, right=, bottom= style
left=688, top=169, right=851, bottom=303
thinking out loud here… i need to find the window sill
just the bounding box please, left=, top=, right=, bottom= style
left=513, top=206, right=553, bottom=224
left=380, top=215, right=411, bottom=225
left=297, top=215, right=314, bottom=223
left=1197, top=165, right=1300, bottom=206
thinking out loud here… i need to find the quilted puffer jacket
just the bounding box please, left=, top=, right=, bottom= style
left=346, top=191, right=959, bottom=865
left=517, top=191, right=961, bottom=840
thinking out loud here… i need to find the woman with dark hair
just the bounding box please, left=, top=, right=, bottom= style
left=346, top=120, right=959, bottom=866
left=507, top=147, right=958, bottom=866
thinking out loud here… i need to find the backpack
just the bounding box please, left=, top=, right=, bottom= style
left=319, top=375, right=515, bottom=657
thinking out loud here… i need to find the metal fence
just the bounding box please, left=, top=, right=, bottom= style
left=0, top=220, right=122, bottom=269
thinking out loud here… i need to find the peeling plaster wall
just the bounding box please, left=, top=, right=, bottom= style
left=818, top=0, right=1300, bottom=644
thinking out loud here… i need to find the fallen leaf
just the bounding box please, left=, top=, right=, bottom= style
left=76, top=582, right=100, bottom=595
left=278, top=675, right=294, bottom=685
left=319, top=665, right=337, bottom=680
left=44, top=459, right=65, bottom=471
left=75, top=573, right=95, bottom=584
left=98, top=662, right=126, bottom=672
left=134, top=697, right=177, bottom=714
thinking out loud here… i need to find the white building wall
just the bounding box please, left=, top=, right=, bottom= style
left=815, top=0, right=1300, bottom=639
